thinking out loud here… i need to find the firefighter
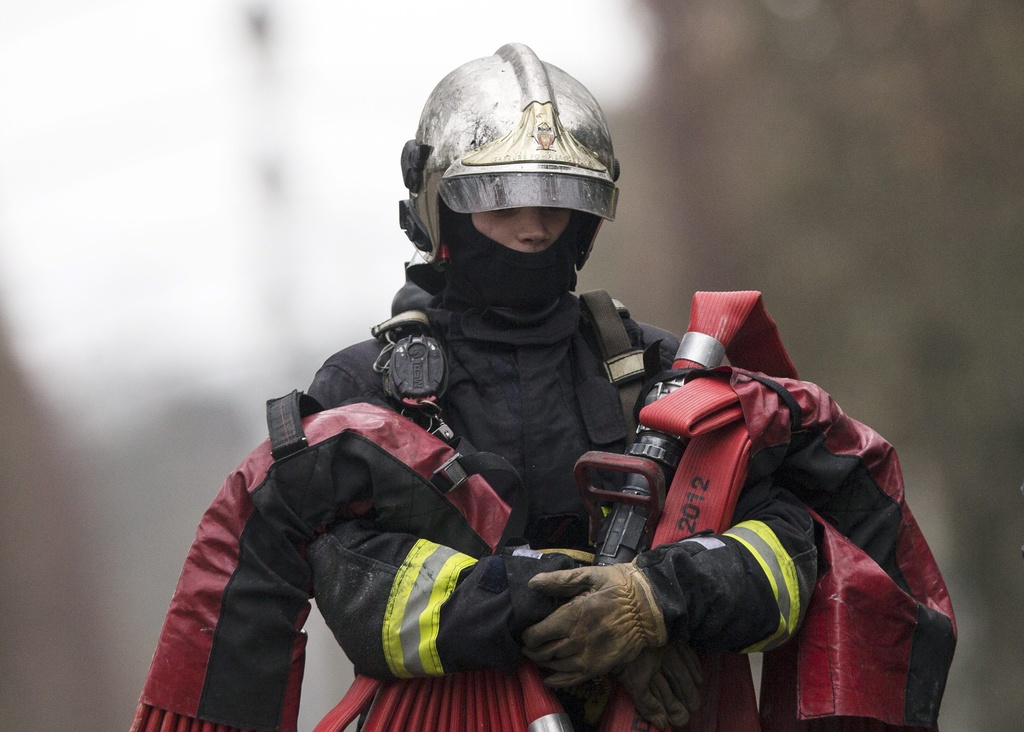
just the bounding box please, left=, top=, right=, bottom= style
left=306, top=43, right=817, bottom=731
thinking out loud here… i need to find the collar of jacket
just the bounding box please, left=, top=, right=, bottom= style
left=434, top=293, right=582, bottom=347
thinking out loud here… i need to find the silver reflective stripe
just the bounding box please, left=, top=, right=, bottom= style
left=529, top=712, right=575, bottom=732
left=681, top=535, right=727, bottom=551
left=383, top=540, right=476, bottom=677
left=397, top=545, right=455, bottom=676
left=725, top=521, right=801, bottom=652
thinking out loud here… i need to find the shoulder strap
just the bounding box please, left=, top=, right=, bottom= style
left=579, top=290, right=647, bottom=442
left=266, top=389, right=324, bottom=460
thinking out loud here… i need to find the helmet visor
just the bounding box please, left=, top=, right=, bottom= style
left=439, top=171, right=617, bottom=221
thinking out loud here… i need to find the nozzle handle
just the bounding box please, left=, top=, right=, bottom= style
left=574, top=451, right=666, bottom=546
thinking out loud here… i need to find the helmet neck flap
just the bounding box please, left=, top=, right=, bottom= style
left=439, top=204, right=597, bottom=314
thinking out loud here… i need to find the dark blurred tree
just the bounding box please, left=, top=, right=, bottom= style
left=0, top=317, right=119, bottom=729
left=583, top=0, right=1024, bottom=728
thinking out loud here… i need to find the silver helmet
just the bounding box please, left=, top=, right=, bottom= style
left=399, top=43, right=619, bottom=268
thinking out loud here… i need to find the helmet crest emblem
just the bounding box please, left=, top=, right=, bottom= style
left=534, top=122, right=557, bottom=151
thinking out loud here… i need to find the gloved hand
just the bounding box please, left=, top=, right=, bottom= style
left=617, top=642, right=702, bottom=729
left=520, top=563, right=668, bottom=687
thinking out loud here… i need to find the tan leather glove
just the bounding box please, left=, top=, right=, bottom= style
left=617, top=642, right=702, bottom=729
left=520, top=563, right=668, bottom=687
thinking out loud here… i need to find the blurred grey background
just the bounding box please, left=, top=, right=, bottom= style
left=1, top=1, right=1019, bottom=730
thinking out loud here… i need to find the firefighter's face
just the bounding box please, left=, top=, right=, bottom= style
left=470, top=207, right=572, bottom=254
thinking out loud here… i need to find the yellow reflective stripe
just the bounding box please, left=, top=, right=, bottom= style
left=725, top=520, right=802, bottom=653
left=382, top=540, right=432, bottom=677
left=382, top=539, right=476, bottom=677
left=418, top=550, right=477, bottom=675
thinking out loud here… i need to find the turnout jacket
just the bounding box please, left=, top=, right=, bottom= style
left=130, top=288, right=951, bottom=732
left=307, top=292, right=817, bottom=680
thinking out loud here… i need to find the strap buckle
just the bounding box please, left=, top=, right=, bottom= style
left=432, top=455, right=469, bottom=493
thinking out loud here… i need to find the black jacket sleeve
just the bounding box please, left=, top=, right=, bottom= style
left=635, top=478, right=817, bottom=653
left=308, top=519, right=580, bottom=679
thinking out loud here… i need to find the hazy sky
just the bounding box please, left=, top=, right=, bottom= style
left=0, top=1, right=653, bottom=424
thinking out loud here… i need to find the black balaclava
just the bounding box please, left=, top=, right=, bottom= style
left=440, top=204, right=587, bottom=315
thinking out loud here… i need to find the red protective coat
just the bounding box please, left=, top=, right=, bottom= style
left=131, top=401, right=513, bottom=732
left=739, top=370, right=956, bottom=730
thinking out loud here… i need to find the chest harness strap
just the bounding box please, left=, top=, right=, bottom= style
left=578, top=290, right=647, bottom=442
